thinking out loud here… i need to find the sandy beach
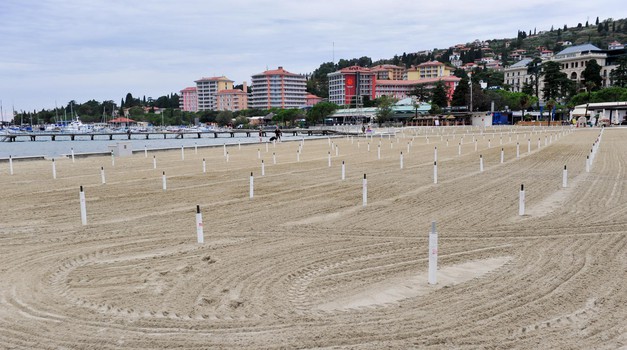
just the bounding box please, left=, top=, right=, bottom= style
left=0, top=126, right=625, bottom=349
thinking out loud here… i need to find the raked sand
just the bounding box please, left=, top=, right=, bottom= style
left=0, top=126, right=625, bottom=349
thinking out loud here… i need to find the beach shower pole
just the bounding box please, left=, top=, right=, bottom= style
left=341, top=161, right=345, bottom=180
left=433, top=161, right=438, bottom=184
left=563, top=165, right=568, bottom=188
left=362, top=174, right=367, bottom=207
left=196, top=205, right=204, bottom=244
left=79, top=186, right=87, bottom=226
left=100, top=166, right=106, bottom=184
left=249, top=172, right=254, bottom=199
left=428, top=221, right=438, bottom=285
left=52, top=159, right=57, bottom=179
left=519, top=184, right=525, bottom=216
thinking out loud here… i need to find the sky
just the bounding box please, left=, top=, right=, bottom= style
left=0, top=0, right=625, bottom=119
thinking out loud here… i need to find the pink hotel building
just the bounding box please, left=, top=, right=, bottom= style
left=179, top=87, right=198, bottom=112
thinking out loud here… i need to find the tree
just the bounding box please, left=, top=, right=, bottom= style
left=216, top=111, right=234, bottom=126
left=610, top=57, right=627, bottom=87
left=374, top=95, right=395, bottom=126
left=545, top=99, right=557, bottom=125
left=451, top=76, right=469, bottom=107
left=307, top=102, right=338, bottom=125
left=431, top=80, right=448, bottom=108
left=273, top=109, right=302, bottom=127
left=410, top=85, right=430, bottom=102
left=128, top=106, right=145, bottom=117
left=581, top=59, right=603, bottom=91
left=542, top=61, right=573, bottom=102
left=527, top=57, right=543, bottom=108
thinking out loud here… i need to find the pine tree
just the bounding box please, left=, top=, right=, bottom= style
left=595, top=16, right=599, bottom=25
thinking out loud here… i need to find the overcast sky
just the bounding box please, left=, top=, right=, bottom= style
left=0, top=0, right=624, bottom=118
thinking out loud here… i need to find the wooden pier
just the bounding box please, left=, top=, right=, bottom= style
left=1, top=128, right=344, bottom=142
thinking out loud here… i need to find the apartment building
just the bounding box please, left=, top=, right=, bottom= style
left=195, top=76, right=234, bottom=111
left=216, top=85, right=248, bottom=112
left=179, top=87, right=198, bottom=112
left=370, top=64, right=406, bottom=80
left=406, top=61, right=454, bottom=80
left=250, top=66, right=306, bottom=109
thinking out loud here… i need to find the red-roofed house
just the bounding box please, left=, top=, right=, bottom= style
left=306, top=93, right=323, bottom=106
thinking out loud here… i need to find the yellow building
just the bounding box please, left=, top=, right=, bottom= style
left=195, top=76, right=234, bottom=111
left=406, top=61, right=454, bottom=80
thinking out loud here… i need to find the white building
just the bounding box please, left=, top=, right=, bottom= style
left=195, top=76, right=234, bottom=111
left=250, top=67, right=306, bottom=109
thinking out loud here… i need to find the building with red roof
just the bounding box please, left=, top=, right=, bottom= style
left=194, top=76, right=234, bottom=111
left=250, top=66, right=307, bottom=109
left=216, top=83, right=249, bottom=112
left=179, top=87, right=198, bottom=112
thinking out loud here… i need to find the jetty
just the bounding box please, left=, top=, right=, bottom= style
left=1, top=128, right=351, bottom=142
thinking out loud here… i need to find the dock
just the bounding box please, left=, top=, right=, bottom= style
left=1, top=128, right=349, bottom=142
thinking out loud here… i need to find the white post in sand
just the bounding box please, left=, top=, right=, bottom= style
left=181, top=146, right=185, bottom=161
left=100, top=166, right=106, bottom=184
left=261, top=160, right=265, bottom=176
left=336, top=145, right=339, bottom=157
left=488, top=139, right=491, bottom=148
left=9, top=155, right=13, bottom=175
left=249, top=172, right=254, bottom=199
left=400, top=151, right=404, bottom=169
left=458, top=143, right=461, bottom=156
left=266, top=142, right=269, bottom=153
left=194, top=143, right=198, bottom=154
left=516, top=142, right=520, bottom=158
left=586, top=156, right=590, bottom=172
left=500, top=148, right=504, bottom=164
left=273, top=152, right=276, bottom=165
left=153, top=156, right=156, bottom=169
left=434, top=146, right=438, bottom=162
left=297, top=150, right=300, bottom=162
left=433, top=161, right=438, bottom=184
left=474, top=141, right=478, bottom=152
left=428, top=221, right=438, bottom=285
left=480, top=155, right=484, bottom=172
left=407, top=142, right=410, bottom=153
left=377, top=145, right=381, bottom=160
left=71, top=148, right=75, bottom=163
left=562, top=165, right=568, bottom=188
left=226, top=152, right=229, bottom=162
left=111, top=150, right=115, bottom=166
left=257, top=148, right=261, bottom=159
left=196, top=205, right=204, bottom=244
left=162, top=171, right=167, bottom=191
left=367, top=143, right=370, bottom=152
left=519, top=184, right=525, bottom=216
left=238, top=141, right=241, bottom=150
left=362, top=174, right=367, bottom=207
left=537, top=138, right=541, bottom=150
left=341, top=161, right=345, bottom=180
left=52, top=159, right=57, bottom=179
left=79, top=186, right=87, bottom=226
left=224, top=143, right=227, bottom=157
left=328, top=152, right=331, bottom=167
left=144, top=145, right=148, bottom=158
left=528, top=139, right=531, bottom=153
left=202, top=158, right=206, bottom=173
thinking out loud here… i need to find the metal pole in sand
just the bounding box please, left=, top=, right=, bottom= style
left=79, top=186, right=87, bottom=225
left=563, top=165, right=568, bottom=188
left=341, top=161, right=345, bottom=180
left=516, top=142, right=520, bottom=158
left=362, top=174, right=367, bottom=207
left=71, top=148, right=75, bottom=163
left=480, top=155, right=484, bottom=172
left=400, top=151, right=404, bottom=169
left=153, top=156, right=157, bottom=169
left=181, top=146, right=185, bottom=161
left=101, top=166, right=106, bottom=184
left=249, top=172, right=254, bottom=199
left=261, top=160, right=265, bottom=176
left=500, top=148, right=504, bottom=164
left=519, top=184, right=525, bottom=216
left=9, top=156, right=13, bottom=175
left=162, top=171, right=167, bottom=191
left=145, top=145, right=148, bottom=158
left=196, top=205, right=204, bottom=244
left=433, top=161, right=438, bottom=184
left=428, top=221, right=438, bottom=285
left=52, top=159, right=57, bottom=179
left=202, top=158, right=206, bottom=173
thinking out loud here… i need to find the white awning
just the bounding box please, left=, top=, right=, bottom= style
left=570, top=108, right=590, bottom=117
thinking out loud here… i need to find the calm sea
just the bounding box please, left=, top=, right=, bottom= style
left=0, top=133, right=323, bottom=159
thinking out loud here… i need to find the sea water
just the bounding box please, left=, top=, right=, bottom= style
left=0, top=134, right=317, bottom=159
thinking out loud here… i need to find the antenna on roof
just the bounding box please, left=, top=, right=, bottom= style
left=333, top=41, right=335, bottom=64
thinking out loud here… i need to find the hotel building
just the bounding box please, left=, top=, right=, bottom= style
left=179, top=87, right=198, bottom=112
left=195, top=76, right=234, bottom=111
left=250, top=66, right=307, bottom=109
